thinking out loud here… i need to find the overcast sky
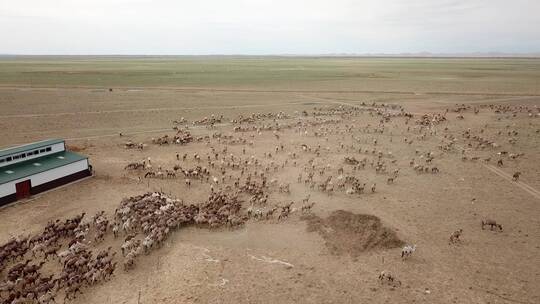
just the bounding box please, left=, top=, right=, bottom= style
left=1, top=0, right=539, bottom=55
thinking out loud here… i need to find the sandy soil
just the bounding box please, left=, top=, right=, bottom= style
left=1, top=86, right=539, bottom=304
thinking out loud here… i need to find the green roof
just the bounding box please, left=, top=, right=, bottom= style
left=0, top=151, right=87, bottom=184
left=0, top=139, right=64, bottom=159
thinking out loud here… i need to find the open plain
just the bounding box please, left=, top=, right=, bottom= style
left=1, top=57, right=540, bottom=304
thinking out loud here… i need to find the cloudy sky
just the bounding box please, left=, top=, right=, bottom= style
left=1, top=0, right=539, bottom=54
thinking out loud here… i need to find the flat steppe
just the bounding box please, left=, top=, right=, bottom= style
left=0, top=57, right=539, bottom=304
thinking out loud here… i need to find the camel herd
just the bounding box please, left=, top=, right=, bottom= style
left=130, top=102, right=533, bottom=290
left=3, top=100, right=536, bottom=302
left=0, top=213, right=118, bottom=303
left=0, top=185, right=324, bottom=303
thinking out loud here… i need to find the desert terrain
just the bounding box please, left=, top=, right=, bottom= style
left=1, top=57, right=539, bottom=304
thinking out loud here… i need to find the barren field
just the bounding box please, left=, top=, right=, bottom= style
left=1, top=57, right=539, bottom=304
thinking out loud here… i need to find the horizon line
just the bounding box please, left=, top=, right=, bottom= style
left=1, top=53, right=540, bottom=59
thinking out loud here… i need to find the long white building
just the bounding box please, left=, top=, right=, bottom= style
left=0, top=139, right=91, bottom=207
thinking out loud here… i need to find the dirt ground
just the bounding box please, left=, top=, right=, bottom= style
left=1, top=61, right=540, bottom=304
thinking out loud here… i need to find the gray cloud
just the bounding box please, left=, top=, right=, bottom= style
left=0, top=0, right=538, bottom=54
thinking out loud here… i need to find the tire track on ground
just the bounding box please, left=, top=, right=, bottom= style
left=5, top=123, right=231, bottom=144
left=434, top=121, right=540, bottom=200
left=483, top=164, right=540, bottom=199
left=2, top=84, right=539, bottom=97
left=0, top=101, right=321, bottom=119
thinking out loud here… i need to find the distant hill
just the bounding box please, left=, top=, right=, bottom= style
left=347, top=52, right=540, bottom=58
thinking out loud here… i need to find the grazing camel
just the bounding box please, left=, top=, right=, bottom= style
left=301, top=202, right=315, bottom=213
left=401, top=244, right=416, bottom=259
left=481, top=219, right=502, bottom=231
left=379, top=271, right=401, bottom=286
left=38, top=291, right=56, bottom=304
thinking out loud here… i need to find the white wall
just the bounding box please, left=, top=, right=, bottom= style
left=0, top=159, right=88, bottom=198
left=0, top=142, right=65, bottom=168
left=31, top=159, right=88, bottom=186
left=0, top=182, right=14, bottom=197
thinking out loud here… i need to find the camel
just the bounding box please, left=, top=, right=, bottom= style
left=379, top=271, right=401, bottom=287
left=401, top=244, right=416, bottom=259
left=481, top=219, right=502, bottom=231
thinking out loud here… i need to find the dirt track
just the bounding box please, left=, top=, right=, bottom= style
left=483, top=164, right=540, bottom=199
left=3, top=84, right=540, bottom=96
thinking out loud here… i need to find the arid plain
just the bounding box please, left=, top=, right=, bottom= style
left=1, top=57, right=539, bottom=304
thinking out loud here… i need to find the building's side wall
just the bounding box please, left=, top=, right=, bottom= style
left=0, top=159, right=88, bottom=199
left=31, top=168, right=91, bottom=196
left=0, top=142, right=65, bottom=168
left=31, top=159, right=88, bottom=187
left=0, top=182, right=13, bottom=197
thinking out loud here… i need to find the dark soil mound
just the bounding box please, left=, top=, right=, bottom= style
left=303, top=210, right=404, bottom=257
